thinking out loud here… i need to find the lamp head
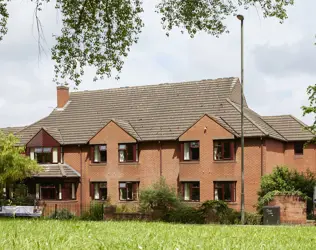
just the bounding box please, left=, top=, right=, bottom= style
left=237, top=15, right=244, bottom=21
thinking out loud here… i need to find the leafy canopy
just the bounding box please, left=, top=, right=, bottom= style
left=257, top=166, right=316, bottom=214
left=0, top=0, right=294, bottom=86
left=0, top=131, right=42, bottom=185
left=302, top=84, right=316, bottom=143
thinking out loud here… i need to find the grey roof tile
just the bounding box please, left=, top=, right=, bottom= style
left=262, top=115, right=314, bottom=141
left=33, top=163, right=80, bottom=178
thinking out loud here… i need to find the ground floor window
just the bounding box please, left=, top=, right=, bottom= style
left=90, top=182, right=107, bottom=200
left=35, top=182, right=76, bottom=200
left=119, top=182, right=139, bottom=201
left=214, top=181, right=236, bottom=202
left=181, top=182, right=200, bottom=201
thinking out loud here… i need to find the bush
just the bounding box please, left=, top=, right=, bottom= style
left=244, top=212, right=262, bottom=225
left=164, top=206, right=204, bottom=224
left=116, top=204, right=138, bottom=213
left=199, top=200, right=239, bottom=224
left=139, top=177, right=181, bottom=214
left=80, top=202, right=107, bottom=221
left=49, top=209, right=75, bottom=220
left=257, top=166, right=316, bottom=214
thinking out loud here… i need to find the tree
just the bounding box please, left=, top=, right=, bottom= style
left=0, top=0, right=294, bottom=86
left=257, top=166, right=316, bottom=215
left=0, top=131, right=42, bottom=185
left=302, top=84, right=316, bottom=143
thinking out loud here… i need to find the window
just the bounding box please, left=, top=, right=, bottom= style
left=36, top=183, right=76, bottom=200
left=92, top=145, right=107, bottom=163
left=119, top=182, right=139, bottom=201
left=182, top=182, right=200, bottom=201
left=119, top=144, right=138, bottom=162
left=30, top=147, right=59, bottom=164
left=294, top=142, right=304, bottom=155
left=214, top=182, right=236, bottom=202
left=90, top=182, right=107, bottom=200
left=213, top=140, right=234, bottom=161
left=181, top=141, right=199, bottom=161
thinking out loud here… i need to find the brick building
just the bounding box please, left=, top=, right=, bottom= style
left=1, top=77, right=315, bottom=212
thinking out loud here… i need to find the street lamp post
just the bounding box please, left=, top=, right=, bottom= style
left=237, top=14, right=245, bottom=225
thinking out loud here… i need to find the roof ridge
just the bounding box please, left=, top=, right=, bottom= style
left=226, top=99, right=268, bottom=136
left=289, top=115, right=314, bottom=136
left=242, top=106, right=287, bottom=141
left=219, top=116, right=240, bottom=136
left=127, top=120, right=142, bottom=141
left=70, top=77, right=238, bottom=95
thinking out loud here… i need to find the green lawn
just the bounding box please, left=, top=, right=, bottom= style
left=0, top=219, right=315, bottom=249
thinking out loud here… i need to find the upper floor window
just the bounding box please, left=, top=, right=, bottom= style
left=92, top=145, right=107, bottom=163
left=294, top=142, right=304, bottom=155
left=119, top=182, right=139, bottom=201
left=119, top=143, right=138, bottom=162
left=181, top=141, right=199, bottom=161
left=181, top=182, right=200, bottom=201
left=214, top=181, right=236, bottom=202
left=213, top=140, right=234, bottom=161
left=90, top=182, right=107, bottom=200
left=30, top=147, right=58, bottom=164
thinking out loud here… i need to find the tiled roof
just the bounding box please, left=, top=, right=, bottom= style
left=262, top=115, right=314, bottom=141
left=11, top=77, right=312, bottom=144
left=0, top=126, right=26, bottom=135
left=33, top=164, right=80, bottom=178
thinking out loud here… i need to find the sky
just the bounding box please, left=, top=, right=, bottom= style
left=0, top=0, right=315, bottom=128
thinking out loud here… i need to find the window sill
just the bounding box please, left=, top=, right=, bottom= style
left=40, top=200, right=78, bottom=203
left=182, top=200, right=200, bottom=203
left=90, top=163, right=107, bottom=167
left=294, top=155, right=303, bottom=159
left=226, top=202, right=238, bottom=205
left=213, top=160, right=236, bottom=164
left=118, top=200, right=138, bottom=203
left=180, top=161, right=200, bottom=164
left=118, top=162, right=139, bottom=166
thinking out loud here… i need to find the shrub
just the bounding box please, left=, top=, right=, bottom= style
left=49, top=209, right=75, bottom=220
left=257, top=166, right=316, bottom=214
left=164, top=206, right=204, bottom=224
left=244, top=212, right=262, bottom=225
left=199, top=200, right=240, bottom=224
left=116, top=204, right=138, bottom=213
left=139, top=177, right=181, bottom=214
left=80, top=202, right=107, bottom=221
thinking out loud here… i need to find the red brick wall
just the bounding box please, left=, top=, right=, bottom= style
left=265, top=139, right=285, bottom=174
left=269, top=195, right=306, bottom=224
left=284, top=142, right=316, bottom=173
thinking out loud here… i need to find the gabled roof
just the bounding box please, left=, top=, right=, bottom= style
left=12, top=77, right=312, bottom=144
left=262, top=115, right=314, bottom=141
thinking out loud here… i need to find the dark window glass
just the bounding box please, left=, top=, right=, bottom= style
left=119, top=144, right=138, bottom=162
left=214, top=182, right=236, bottom=202
left=119, top=182, right=138, bottom=201
left=183, top=141, right=199, bottom=161
left=182, top=182, right=200, bottom=201
left=294, top=142, right=304, bottom=155
left=214, top=141, right=234, bottom=161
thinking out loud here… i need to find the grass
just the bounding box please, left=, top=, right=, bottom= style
left=0, top=219, right=315, bottom=249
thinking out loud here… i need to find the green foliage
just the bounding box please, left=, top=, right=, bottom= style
left=116, top=204, right=138, bottom=213
left=80, top=202, right=106, bottom=221
left=257, top=166, right=316, bottom=213
left=49, top=208, right=75, bottom=220
left=0, top=131, right=42, bottom=185
left=139, top=177, right=181, bottom=213
left=302, top=84, right=316, bottom=143
left=0, top=1, right=295, bottom=86
left=199, top=200, right=240, bottom=224
left=244, top=212, right=262, bottom=225
left=164, top=206, right=204, bottom=224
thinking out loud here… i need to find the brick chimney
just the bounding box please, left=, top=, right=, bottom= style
left=57, top=86, right=69, bottom=108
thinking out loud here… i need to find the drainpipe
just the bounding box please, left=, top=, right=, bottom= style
left=79, top=145, right=83, bottom=215
left=261, top=137, right=264, bottom=177
left=159, top=141, right=162, bottom=177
